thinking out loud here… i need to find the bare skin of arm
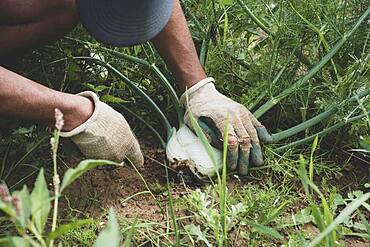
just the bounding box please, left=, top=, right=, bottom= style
left=152, top=0, right=206, bottom=91
left=0, top=67, right=93, bottom=131
left=0, top=0, right=204, bottom=130
left=0, top=0, right=91, bottom=131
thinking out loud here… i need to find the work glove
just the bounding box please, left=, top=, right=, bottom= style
left=60, top=91, right=144, bottom=168
left=180, top=77, right=272, bottom=175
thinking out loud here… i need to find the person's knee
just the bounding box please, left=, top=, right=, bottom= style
left=0, top=0, right=78, bottom=57
left=0, top=0, right=77, bottom=25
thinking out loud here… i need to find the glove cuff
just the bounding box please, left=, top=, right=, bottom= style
left=60, top=91, right=100, bottom=138
left=180, top=77, right=215, bottom=106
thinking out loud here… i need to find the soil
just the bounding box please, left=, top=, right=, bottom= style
left=60, top=139, right=259, bottom=220
left=328, top=147, right=370, bottom=193
left=58, top=142, right=369, bottom=246
left=59, top=142, right=207, bottom=223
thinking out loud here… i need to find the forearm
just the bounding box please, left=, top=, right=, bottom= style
left=0, top=67, right=92, bottom=130
left=151, top=0, right=206, bottom=91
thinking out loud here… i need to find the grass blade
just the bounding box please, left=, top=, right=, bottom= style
left=122, top=220, right=137, bottom=247
left=93, top=209, right=121, bottom=247
left=309, top=135, right=319, bottom=184
left=309, top=193, right=370, bottom=247
left=220, top=117, right=229, bottom=245
left=164, top=160, right=180, bottom=246
left=321, top=198, right=336, bottom=245
left=236, top=0, right=275, bottom=37
left=311, top=205, right=332, bottom=247
left=47, top=219, right=94, bottom=244
left=244, top=220, right=283, bottom=240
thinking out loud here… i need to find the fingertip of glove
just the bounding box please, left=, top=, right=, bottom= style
left=237, top=162, right=249, bottom=176
left=126, top=153, right=145, bottom=170
left=130, top=142, right=145, bottom=170
left=238, top=144, right=251, bottom=175
left=256, top=127, right=273, bottom=144
left=250, top=143, right=263, bottom=166
left=136, top=155, right=145, bottom=171
left=227, top=147, right=238, bottom=171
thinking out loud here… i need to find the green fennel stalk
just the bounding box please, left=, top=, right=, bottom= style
left=253, top=5, right=370, bottom=118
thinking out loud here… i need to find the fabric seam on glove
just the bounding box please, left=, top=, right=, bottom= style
left=180, top=77, right=215, bottom=106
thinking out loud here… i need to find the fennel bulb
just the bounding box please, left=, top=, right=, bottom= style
left=166, top=125, right=222, bottom=179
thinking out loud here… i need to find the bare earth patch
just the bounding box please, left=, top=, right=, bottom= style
left=61, top=144, right=188, bottom=222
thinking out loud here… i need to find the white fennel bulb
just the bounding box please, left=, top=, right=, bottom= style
left=166, top=125, right=222, bottom=178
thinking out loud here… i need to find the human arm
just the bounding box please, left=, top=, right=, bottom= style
left=0, top=66, right=143, bottom=166
left=151, top=0, right=205, bottom=91
left=151, top=0, right=272, bottom=174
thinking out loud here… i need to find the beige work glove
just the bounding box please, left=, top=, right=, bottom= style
left=60, top=91, right=144, bottom=168
left=180, top=77, right=272, bottom=175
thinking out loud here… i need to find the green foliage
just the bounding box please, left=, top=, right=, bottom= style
left=93, top=209, right=121, bottom=247
left=30, top=169, right=50, bottom=233
left=184, top=224, right=212, bottom=246
left=182, top=183, right=292, bottom=245
left=309, top=135, right=319, bottom=187
left=60, top=159, right=119, bottom=192
left=0, top=236, right=30, bottom=247
left=0, top=126, right=123, bottom=247
left=47, top=219, right=93, bottom=244
left=296, top=156, right=370, bottom=246
left=242, top=220, right=283, bottom=240
left=310, top=193, right=370, bottom=246
left=1, top=0, right=369, bottom=246
left=57, top=221, right=99, bottom=246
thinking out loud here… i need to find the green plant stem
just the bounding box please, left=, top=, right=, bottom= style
left=120, top=191, right=151, bottom=205
left=236, top=0, right=275, bottom=37
left=118, top=104, right=164, bottom=146
left=50, top=129, right=60, bottom=247
left=254, top=5, right=370, bottom=118
left=24, top=235, right=43, bottom=247
left=65, top=37, right=183, bottom=126
left=4, top=136, right=48, bottom=180
left=0, top=144, right=10, bottom=179
left=309, top=135, right=319, bottom=185
left=274, top=110, right=370, bottom=152
left=150, top=65, right=184, bottom=126
left=200, top=35, right=210, bottom=67
left=251, top=65, right=287, bottom=111
left=65, top=37, right=150, bottom=66
left=28, top=223, right=47, bottom=247
left=289, top=2, right=340, bottom=82
left=70, top=56, right=173, bottom=139
left=220, top=117, right=229, bottom=246
left=164, top=159, right=180, bottom=246
left=271, top=89, right=370, bottom=142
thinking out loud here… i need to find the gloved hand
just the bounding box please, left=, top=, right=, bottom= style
left=180, top=77, right=272, bottom=175
left=60, top=91, right=144, bottom=168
